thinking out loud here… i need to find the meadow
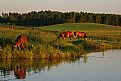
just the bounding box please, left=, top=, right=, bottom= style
left=0, top=23, right=121, bottom=59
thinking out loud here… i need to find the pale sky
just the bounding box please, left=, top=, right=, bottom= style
left=0, top=0, right=121, bottom=15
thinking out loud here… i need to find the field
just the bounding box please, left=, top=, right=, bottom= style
left=0, top=23, right=121, bottom=59
left=39, top=23, right=120, bottom=30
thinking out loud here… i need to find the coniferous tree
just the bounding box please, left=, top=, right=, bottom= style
left=0, top=10, right=121, bottom=27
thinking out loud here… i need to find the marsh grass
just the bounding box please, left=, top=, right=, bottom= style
left=0, top=25, right=84, bottom=59
left=0, top=23, right=121, bottom=59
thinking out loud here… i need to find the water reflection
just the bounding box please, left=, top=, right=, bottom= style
left=0, top=57, right=86, bottom=80
left=1, top=50, right=120, bottom=81
left=14, top=66, right=26, bottom=79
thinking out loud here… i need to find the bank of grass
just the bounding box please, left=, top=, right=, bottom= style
left=40, top=23, right=121, bottom=49
left=0, top=23, right=121, bottom=59
left=0, top=25, right=84, bottom=59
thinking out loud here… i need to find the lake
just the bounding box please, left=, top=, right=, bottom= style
left=0, top=49, right=121, bottom=81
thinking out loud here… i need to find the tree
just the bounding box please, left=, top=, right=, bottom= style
left=111, top=14, right=119, bottom=26
left=0, top=10, right=121, bottom=27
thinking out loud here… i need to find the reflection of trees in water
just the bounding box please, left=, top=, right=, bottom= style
left=0, top=57, right=88, bottom=79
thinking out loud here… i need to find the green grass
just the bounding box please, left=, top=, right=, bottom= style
left=39, top=23, right=121, bottom=50
left=39, top=23, right=121, bottom=34
left=39, top=23, right=118, bottom=31
left=39, top=23, right=105, bottom=31
left=0, top=23, right=121, bottom=59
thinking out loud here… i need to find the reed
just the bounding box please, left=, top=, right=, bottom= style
left=0, top=23, right=121, bottom=59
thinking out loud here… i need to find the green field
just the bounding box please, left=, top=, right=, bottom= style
left=0, top=23, right=121, bottom=59
left=39, top=23, right=121, bottom=31
left=39, top=23, right=121, bottom=36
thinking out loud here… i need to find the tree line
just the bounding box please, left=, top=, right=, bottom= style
left=0, top=10, right=121, bottom=26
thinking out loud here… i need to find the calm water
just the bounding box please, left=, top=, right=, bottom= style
left=0, top=49, right=121, bottom=81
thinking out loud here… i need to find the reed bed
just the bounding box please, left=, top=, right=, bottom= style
left=0, top=24, right=121, bottom=59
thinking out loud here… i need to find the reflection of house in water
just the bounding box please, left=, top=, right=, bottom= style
left=14, top=66, right=26, bottom=79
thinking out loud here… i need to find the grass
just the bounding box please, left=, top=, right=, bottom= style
left=0, top=23, right=121, bottom=59
left=39, top=23, right=121, bottom=33
left=39, top=23, right=107, bottom=31
left=39, top=23, right=121, bottom=49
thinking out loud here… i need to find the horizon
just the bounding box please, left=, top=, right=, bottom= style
left=0, top=0, right=121, bottom=15
left=0, top=10, right=120, bottom=17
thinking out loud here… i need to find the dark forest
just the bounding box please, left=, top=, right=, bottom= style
left=0, top=10, right=121, bottom=26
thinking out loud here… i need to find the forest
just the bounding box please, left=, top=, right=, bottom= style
left=0, top=10, right=121, bottom=26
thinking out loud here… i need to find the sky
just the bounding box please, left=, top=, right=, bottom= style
left=0, top=0, right=121, bottom=15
